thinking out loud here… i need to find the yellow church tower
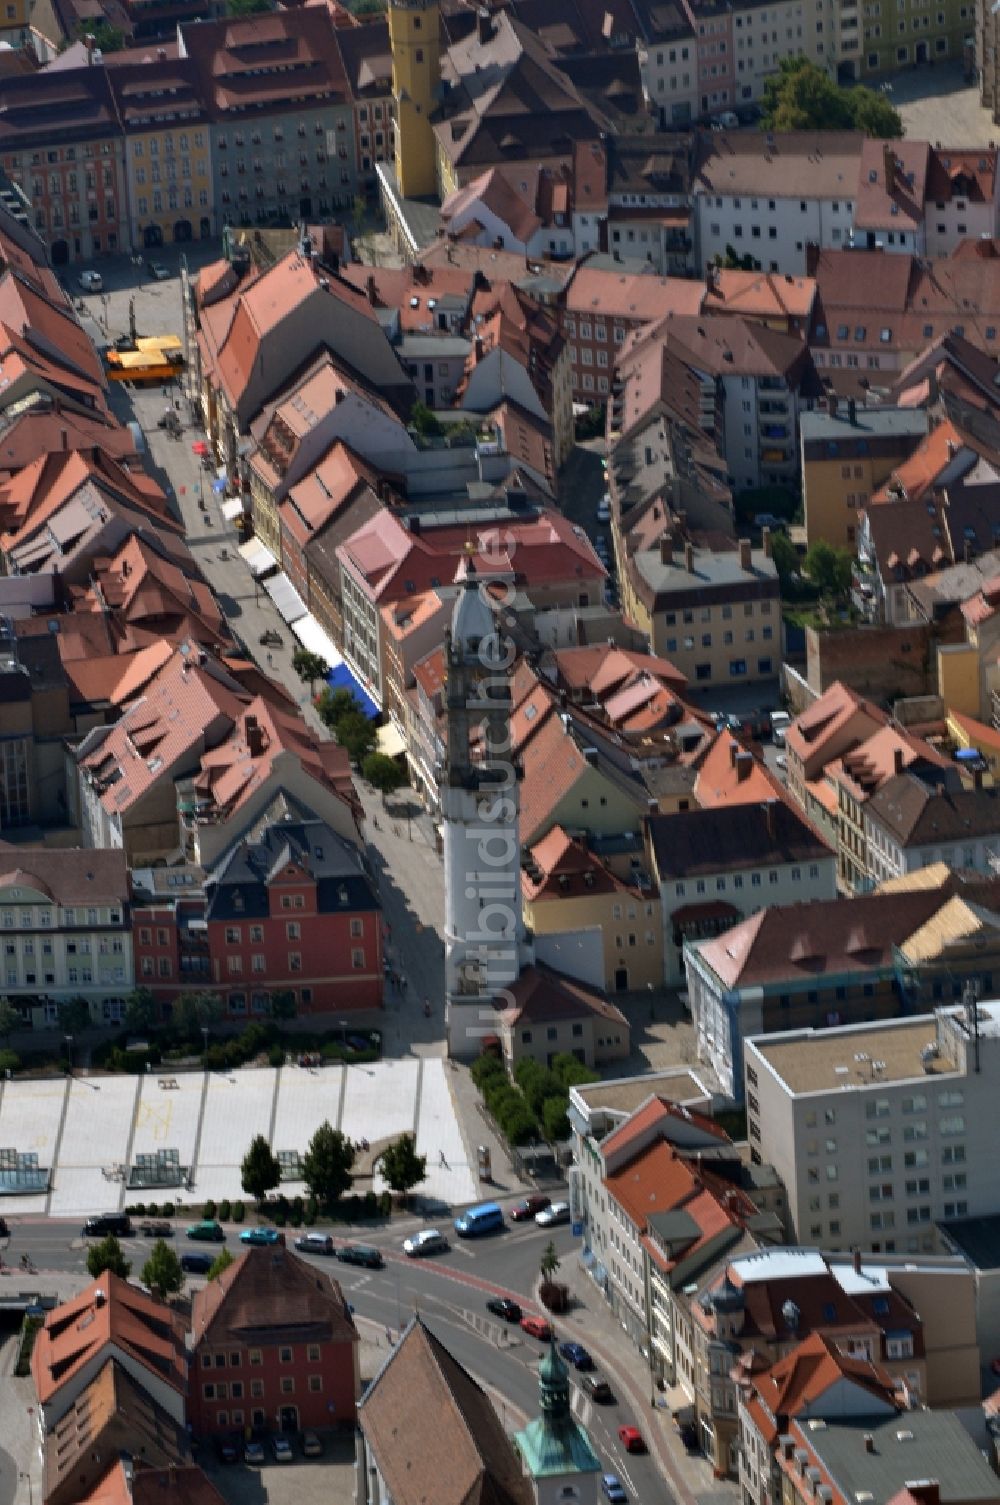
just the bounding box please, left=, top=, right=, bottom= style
left=389, top=0, right=441, bottom=199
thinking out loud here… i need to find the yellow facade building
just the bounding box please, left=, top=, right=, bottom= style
left=800, top=405, right=928, bottom=550
left=389, top=0, right=440, bottom=198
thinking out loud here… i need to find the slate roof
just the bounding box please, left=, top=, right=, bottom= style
left=191, top=1246, right=357, bottom=1349
left=205, top=816, right=378, bottom=922
left=646, top=801, right=831, bottom=879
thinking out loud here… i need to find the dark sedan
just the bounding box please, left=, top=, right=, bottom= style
left=486, top=1297, right=522, bottom=1322
left=510, top=1195, right=550, bottom=1222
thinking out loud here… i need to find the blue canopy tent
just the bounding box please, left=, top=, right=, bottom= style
left=326, top=661, right=379, bottom=720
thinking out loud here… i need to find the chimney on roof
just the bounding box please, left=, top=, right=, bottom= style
left=764, top=800, right=775, bottom=841
left=973, top=764, right=985, bottom=789
left=730, top=740, right=739, bottom=769
left=827, top=392, right=838, bottom=418
left=157, top=46, right=166, bottom=59
left=883, top=143, right=897, bottom=192
left=947, top=438, right=957, bottom=458
left=477, top=6, right=494, bottom=44
left=84, top=31, right=94, bottom=60
left=906, top=1486, right=940, bottom=1505
left=737, top=753, right=752, bottom=784
left=474, top=335, right=484, bottom=363
left=659, top=537, right=673, bottom=567
left=60, top=427, right=68, bottom=452
left=739, top=538, right=752, bottom=571
left=95, top=1288, right=106, bottom=1306
left=847, top=397, right=857, bottom=425
left=365, top=273, right=377, bottom=305
left=762, top=526, right=771, bottom=559
left=893, top=746, right=904, bottom=776
left=864, top=1435, right=876, bottom=1456
left=853, top=1245, right=862, bottom=1274
left=409, top=514, right=421, bottom=535
left=683, top=541, right=694, bottom=573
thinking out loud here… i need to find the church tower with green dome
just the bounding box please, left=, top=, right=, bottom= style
left=514, top=1340, right=602, bottom=1505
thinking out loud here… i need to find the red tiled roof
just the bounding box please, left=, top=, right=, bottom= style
left=32, top=1273, right=187, bottom=1406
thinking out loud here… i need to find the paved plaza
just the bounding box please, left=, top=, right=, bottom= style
left=0, top=1058, right=477, bottom=1218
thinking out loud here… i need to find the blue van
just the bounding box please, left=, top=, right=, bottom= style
left=454, top=1201, right=504, bottom=1237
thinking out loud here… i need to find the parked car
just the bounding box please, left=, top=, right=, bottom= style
left=336, top=1243, right=384, bottom=1269
left=186, top=1219, right=225, bottom=1242
left=486, top=1297, right=522, bottom=1322
left=618, top=1425, right=646, bottom=1454
left=596, top=496, right=612, bottom=523
left=217, top=1437, right=239, bottom=1464
left=520, top=1314, right=552, bottom=1341
left=602, top=1476, right=627, bottom=1504
left=582, top=1375, right=615, bottom=1403
left=259, top=629, right=283, bottom=647
left=301, top=1432, right=322, bottom=1457
left=679, top=1422, right=699, bottom=1452
left=402, top=1229, right=448, bottom=1258
left=147, top=260, right=170, bottom=280
left=78, top=269, right=102, bottom=292
left=83, top=1213, right=132, bottom=1238
left=244, top=1441, right=265, bottom=1466
left=535, top=1201, right=570, bottom=1228
left=240, top=1227, right=283, bottom=1246
left=180, top=1252, right=214, bottom=1274
left=559, top=1341, right=593, bottom=1371
left=272, top=1436, right=294, bottom=1463
left=295, top=1233, right=334, bottom=1256
left=510, top=1195, right=550, bottom=1222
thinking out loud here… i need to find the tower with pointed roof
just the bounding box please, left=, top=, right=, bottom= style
left=441, top=554, right=529, bottom=1058
left=388, top=0, right=441, bottom=198
left=515, top=1340, right=601, bottom=1504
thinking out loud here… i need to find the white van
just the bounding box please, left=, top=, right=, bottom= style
left=79, top=270, right=103, bottom=292
left=770, top=710, right=791, bottom=745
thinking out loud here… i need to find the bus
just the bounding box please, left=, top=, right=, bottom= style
left=454, top=1201, right=504, bottom=1237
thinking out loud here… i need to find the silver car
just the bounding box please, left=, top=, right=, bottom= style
left=535, top=1200, right=571, bottom=1228
left=402, top=1229, right=449, bottom=1257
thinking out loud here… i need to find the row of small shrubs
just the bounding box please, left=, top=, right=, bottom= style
left=15, top=1315, right=42, bottom=1377
left=125, top=1201, right=179, bottom=1217
left=92, top=1021, right=383, bottom=1077
left=267, top=1190, right=390, bottom=1227
left=124, top=1200, right=247, bottom=1223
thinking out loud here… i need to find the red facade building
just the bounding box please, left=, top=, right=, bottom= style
left=189, top=1247, right=359, bottom=1437
left=131, top=816, right=383, bottom=1020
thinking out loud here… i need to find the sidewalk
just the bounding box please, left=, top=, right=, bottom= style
left=552, top=1254, right=739, bottom=1505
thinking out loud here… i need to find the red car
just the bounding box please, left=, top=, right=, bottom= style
left=618, top=1426, right=646, bottom=1454
left=520, top=1314, right=553, bottom=1340
left=511, top=1195, right=551, bottom=1222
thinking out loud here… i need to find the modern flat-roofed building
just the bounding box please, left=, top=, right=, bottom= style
left=744, top=1001, right=1000, bottom=1254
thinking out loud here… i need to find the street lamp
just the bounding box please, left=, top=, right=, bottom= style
left=339, top=1019, right=348, bottom=1048
left=201, top=1026, right=209, bottom=1070
left=64, top=1035, right=73, bottom=1076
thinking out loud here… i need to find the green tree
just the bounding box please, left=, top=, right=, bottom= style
left=378, top=1133, right=427, bottom=1201
left=86, top=1235, right=131, bottom=1281
left=769, top=530, right=800, bottom=588
left=292, top=648, right=329, bottom=696
left=174, top=990, right=223, bottom=1037
left=714, top=244, right=762, bottom=272
left=59, top=997, right=91, bottom=1035
left=141, top=1239, right=183, bottom=1299
left=410, top=400, right=444, bottom=438
left=761, top=56, right=901, bottom=137
left=542, top=1096, right=571, bottom=1142
left=540, top=1240, right=561, bottom=1282
left=208, top=1247, right=235, bottom=1281
left=77, top=19, right=125, bottom=51
left=848, top=84, right=905, bottom=139
left=362, top=751, right=406, bottom=804
left=352, top=195, right=368, bottom=236
left=124, top=988, right=158, bottom=1033
left=336, top=711, right=378, bottom=765
left=0, top=996, right=20, bottom=1043
left=241, top=1134, right=282, bottom=1204
left=804, top=539, right=853, bottom=598
left=269, top=989, right=297, bottom=1022
left=226, top=0, right=271, bottom=13
left=302, top=1121, right=355, bottom=1208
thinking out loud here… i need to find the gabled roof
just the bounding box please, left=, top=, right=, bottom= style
left=32, top=1273, right=187, bottom=1407
left=499, top=963, right=629, bottom=1029
left=358, top=1317, right=533, bottom=1505
left=192, top=1246, right=357, bottom=1348
left=0, top=846, right=128, bottom=908
left=647, top=800, right=830, bottom=879
left=44, top=1360, right=188, bottom=1505
left=744, top=1331, right=898, bottom=1447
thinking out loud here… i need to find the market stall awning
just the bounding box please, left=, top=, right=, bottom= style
left=221, top=497, right=244, bottom=521
left=292, top=613, right=343, bottom=668
left=326, top=659, right=379, bottom=719
left=263, top=570, right=308, bottom=625
left=237, top=537, right=278, bottom=578
left=377, top=721, right=406, bottom=758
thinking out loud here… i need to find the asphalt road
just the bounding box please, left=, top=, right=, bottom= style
left=8, top=1212, right=671, bottom=1503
